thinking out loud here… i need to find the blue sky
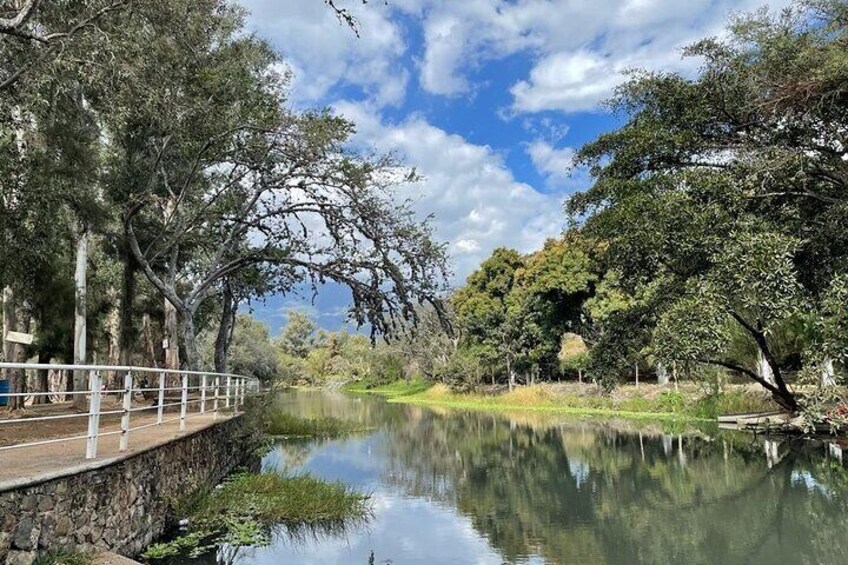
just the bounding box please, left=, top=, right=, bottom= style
left=238, top=0, right=791, bottom=334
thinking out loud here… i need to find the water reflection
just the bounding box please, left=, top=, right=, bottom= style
left=201, top=391, right=848, bottom=564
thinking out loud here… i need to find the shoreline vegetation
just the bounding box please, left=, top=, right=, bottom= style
left=142, top=412, right=375, bottom=561
left=143, top=471, right=372, bottom=561
left=342, top=381, right=779, bottom=422
left=267, top=412, right=372, bottom=438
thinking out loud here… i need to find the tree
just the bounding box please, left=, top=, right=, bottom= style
left=453, top=248, right=523, bottom=389
left=275, top=311, right=322, bottom=359
left=99, top=1, right=448, bottom=369
left=199, top=314, right=278, bottom=382
left=508, top=236, right=597, bottom=381
left=0, top=0, right=129, bottom=90
left=568, top=0, right=848, bottom=411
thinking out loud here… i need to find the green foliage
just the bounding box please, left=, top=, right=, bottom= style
left=819, top=274, right=848, bottom=365
left=653, top=289, right=730, bottom=365
left=199, top=315, right=279, bottom=381
left=275, top=310, right=323, bottom=358
left=144, top=472, right=371, bottom=560
left=563, top=0, right=848, bottom=414
left=345, top=378, right=433, bottom=397
left=267, top=413, right=370, bottom=437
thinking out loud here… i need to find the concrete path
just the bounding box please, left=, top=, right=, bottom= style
left=0, top=411, right=239, bottom=491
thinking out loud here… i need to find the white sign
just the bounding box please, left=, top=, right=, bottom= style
left=4, top=331, right=34, bottom=345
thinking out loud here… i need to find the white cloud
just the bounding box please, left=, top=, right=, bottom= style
left=240, top=0, right=409, bottom=107
left=379, top=0, right=794, bottom=110
left=526, top=140, right=576, bottom=185
left=242, top=0, right=795, bottom=111
left=506, top=0, right=793, bottom=112
left=333, top=101, right=568, bottom=282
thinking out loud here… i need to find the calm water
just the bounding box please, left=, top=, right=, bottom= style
left=189, top=390, right=848, bottom=565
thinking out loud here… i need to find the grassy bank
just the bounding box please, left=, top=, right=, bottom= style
left=267, top=412, right=371, bottom=438
left=144, top=472, right=371, bottom=560
left=345, top=380, right=777, bottom=422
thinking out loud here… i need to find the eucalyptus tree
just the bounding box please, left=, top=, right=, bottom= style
left=98, top=1, right=448, bottom=370
left=0, top=0, right=129, bottom=90
left=1, top=12, right=109, bottom=406
left=568, top=0, right=848, bottom=410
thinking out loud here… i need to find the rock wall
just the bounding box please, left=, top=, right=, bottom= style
left=0, top=415, right=257, bottom=565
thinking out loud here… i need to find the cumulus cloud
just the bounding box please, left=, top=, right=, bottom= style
left=526, top=140, right=576, bottom=185
left=333, top=101, right=568, bottom=282
left=240, top=0, right=408, bottom=107
left=385, top=0, right=794, bottom=110
left=242, top=0, right=794, bottom=112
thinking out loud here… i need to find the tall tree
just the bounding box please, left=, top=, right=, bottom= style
left=568, top=0, right=848, bottom=410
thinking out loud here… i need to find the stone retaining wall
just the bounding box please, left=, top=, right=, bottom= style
left=0, top=415, right=257, bottom=565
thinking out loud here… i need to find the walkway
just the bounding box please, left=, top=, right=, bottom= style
left=0, top=406, right=239, bottom=491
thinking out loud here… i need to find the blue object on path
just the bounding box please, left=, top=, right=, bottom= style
left=0, top=379, right=8, bottom=406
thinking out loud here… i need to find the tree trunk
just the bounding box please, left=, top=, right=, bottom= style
left=73, top=227, right=88, bottom=410
left=757, top=350, right=776, bottom=386
left=33, top=368, right=50, bottom=405
left=635, top=363, right=639, bottom=388
left=2, top=286, right=25, bottom=410
left=657, top=362, right=669, bottom=385
left=180, top=309, right=199, bottom=370
left=578, top=368, right=583, bottom=384
left=106, top=287, right=121, bottom=389
left=140, top=312, right=157, bottom=368
left=821, top=358, right=836, bottom=387
left=729, top=313, right=798, bottom=411
left=672, top=362, right=679, bottom=392
left=214, top=283, right=236, bottom=374
left=118, top=251, right=137, bottom=367
left=164, top=297, right=180, bottom=371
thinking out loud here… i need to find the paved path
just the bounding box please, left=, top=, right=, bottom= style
left=0, top=410, right=239, bottom=491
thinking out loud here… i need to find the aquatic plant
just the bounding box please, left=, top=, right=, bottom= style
left=143, top=472, right=371, bottom=560
left=266, top=412, right=371, bottom=437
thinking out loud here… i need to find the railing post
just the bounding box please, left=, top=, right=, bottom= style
left=225, top=376, right=231, bottom=409
left=213, top=375, right=220, bottom=417
left=85, top=370, right=102, bottom=459
left=200, top=374, right=207, bottom=414
left=157, top=371, right=165, bottom=424
left=179, top=373, right=188, bottom=431
left=119, top=370, right=133, bottom=452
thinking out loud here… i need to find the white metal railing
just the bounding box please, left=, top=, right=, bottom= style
left=0, top=363, right=260, bottom=459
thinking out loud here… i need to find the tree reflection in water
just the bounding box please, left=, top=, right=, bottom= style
left=250, top=391, right=848, bottom=565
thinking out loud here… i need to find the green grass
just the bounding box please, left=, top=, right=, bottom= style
left=267, top=412, right=371, bottom=437
left=348, top=381, right=777, bottom=423
left=144, top=472, right=371, bottom=560
left=343, top=378, right=433, bottom=397
left=397, top=392, right=699, bottom=421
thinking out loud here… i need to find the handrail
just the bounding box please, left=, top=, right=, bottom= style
left=0, top=362, right=260, bottom=459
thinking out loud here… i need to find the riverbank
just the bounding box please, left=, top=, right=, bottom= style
left=343, top=381, right=778, bottom=422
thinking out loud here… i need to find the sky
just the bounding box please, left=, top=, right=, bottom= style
left=239, top=0, right=791, bottom=334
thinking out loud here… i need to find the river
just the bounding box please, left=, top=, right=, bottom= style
left=178, top=389, right=848, bottom=564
